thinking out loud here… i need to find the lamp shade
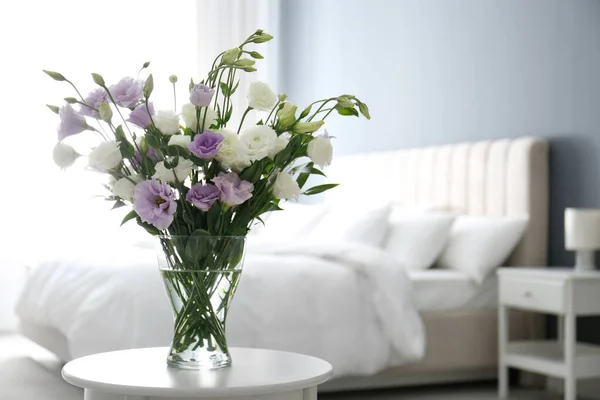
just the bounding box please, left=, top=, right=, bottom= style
left=565, top=208, right=600, bottom=250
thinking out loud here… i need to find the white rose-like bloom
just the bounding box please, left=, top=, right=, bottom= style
left=153, top=158, right=195, bottom=183
left=239, top=125, right=277, bottom=162
left=272, top=171, right=301, bottom=200
left=181, top=103, right=217, bottom=132
left=52, top=142, right=80, bottom=169
left=168, top=135, right=191, bottom=148
left=89, top=141, right=122, bottom=171
left=112, top=174, right=142, bottom=202
left=247, top=81, right=277, bottom=111
left=268, top=134, right=289, bottom=159
left=307, top=132, right=333, bottom=168
left=215, top=129, right=248, bottom=170
left=153, top=110, right=180, bottom=135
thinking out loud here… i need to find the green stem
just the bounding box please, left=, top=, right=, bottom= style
left=237, top=107, right=252, bottom=134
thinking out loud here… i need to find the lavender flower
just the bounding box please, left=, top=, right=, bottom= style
left=128, top=102, right=155, bottom=128
left=188, top=130, right=224, bottom=159
left=133, top=180, right=177, bottom=230
left=79, top=88, right=108, bottom=119
left=190, top=84, right=215, bottom=107
left=186, top=183, right=219, bottom=211
left=212, top=172, right=254, bottom=206
left=57, top=104, right=87, bottom=141
left=109, top=77, right=144, bottom=108
left=133, top=145, right=158, bottom=165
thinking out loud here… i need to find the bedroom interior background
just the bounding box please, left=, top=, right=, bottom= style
left=278, top=0, right=600, bottom=344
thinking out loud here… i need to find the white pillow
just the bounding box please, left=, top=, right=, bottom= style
left=384, top=209, right=456, bottom=271
left=256, top=203, right=328, bottom=239
left=310, top=204, right=391, bottom=247
left=437, top=215, right=528, bottom=282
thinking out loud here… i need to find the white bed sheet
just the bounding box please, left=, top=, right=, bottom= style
left=408, top=269, right=497, bottom=312
left=16, top=239, right=424, bottom=378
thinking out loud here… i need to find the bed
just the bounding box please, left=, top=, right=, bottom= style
left=15, top=136, right=549, bottom=389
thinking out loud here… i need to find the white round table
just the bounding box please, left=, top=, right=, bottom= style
left=62, top=347, right=333, bottom=400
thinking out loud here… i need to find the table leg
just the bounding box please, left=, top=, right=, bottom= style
left=303, top=386, right=317, bottom=400
left=564, top=284, right=576, bottom=400
left=84, top=389, right=126, bottom=400
left=498, top=304, right=509, bottom=398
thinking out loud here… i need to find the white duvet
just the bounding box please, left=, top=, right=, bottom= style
left=16, top=238, right=424, bottom=377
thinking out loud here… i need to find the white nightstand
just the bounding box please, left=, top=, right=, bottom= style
left=498, top=268, right=600, bottom=400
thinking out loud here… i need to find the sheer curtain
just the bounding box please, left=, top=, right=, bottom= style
left=0, top=0, right=281, bottom=259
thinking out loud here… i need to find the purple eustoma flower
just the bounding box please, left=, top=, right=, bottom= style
left=190, top=84, right=215, bottom=107
left=128, top=102, right=155, bottom=128
left=186, top=183, right=219, bottom=211
left=109, top=77, right=144, bottom=108
left=188, top=130, right=224, bottom=159
left=212, top=172, right=254, bottom=206
left=57, top=104, right=87, bottom=141
left=79, top=88, right=108, bottom=119
left=133, top=179, right=177, bottom=230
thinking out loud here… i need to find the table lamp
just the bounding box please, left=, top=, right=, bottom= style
left=565, top=208, right=600, bottom=271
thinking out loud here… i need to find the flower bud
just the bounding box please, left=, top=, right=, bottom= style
left=234, top=58, right=256, bottom=67
left=222, top=48, right=241, bottom=65
left=292, top=120, right=325, bottom=134
left=53, top=142, right=80, bottom=169
left=248, top=51, right=264, bottom=59
left=92, top=72, right=105, bottom=86
left=253, top=33, right=274, bottom=43
left=277, top=102, right=297, bottom=128
left=169, top=75, right=178, bottom=83
left=64, top=97, right=77, bottom=104
left=144, top=74, right=154, bottom=98
left=98, top=102, right=113, bottom=122
left=278, top=93, right=287, bottom=102
left=43, top=70, right=66, bottom=81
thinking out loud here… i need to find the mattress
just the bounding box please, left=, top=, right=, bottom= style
left=408, top=269, right=497, bottom=312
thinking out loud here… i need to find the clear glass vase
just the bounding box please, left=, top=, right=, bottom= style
left=157, top=235, right=245, bottom=370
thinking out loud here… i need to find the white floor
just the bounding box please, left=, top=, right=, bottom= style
left=0, top=334, right=562, bottom=400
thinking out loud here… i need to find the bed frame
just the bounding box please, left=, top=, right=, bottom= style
left=321, top=137, right=549, bottom=391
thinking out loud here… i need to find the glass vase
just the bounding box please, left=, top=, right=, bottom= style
left=157, top=235, right=245, bottom=370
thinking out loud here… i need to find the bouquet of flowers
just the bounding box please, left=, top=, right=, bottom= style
left=46, top=30, right=369, bottom=369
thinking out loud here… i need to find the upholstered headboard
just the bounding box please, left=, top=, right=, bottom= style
left=326, top=137, right=549, bottom=266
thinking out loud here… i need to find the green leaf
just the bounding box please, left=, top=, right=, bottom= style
left=46, top=104, right=60, bottom=114
left=165, top=145, right=190, bottom=157
left=146, top=133, right=161, bottom=148
left=64, top=97, right=77, bottom=104
left=144, top=74, right=154, bottom=98
left=336, top=106, right=359, bottom=117
left=310, top=166, right=326, bottom=177
left=336, top=96, right=354, bottom=109
left=121, top=210, right=138, bottom=226
left=91, top=72, right=105, bottom=86
left=230, top=80, right=240, bottom=96
left=303, top=183, right=339, bottom=196
left=43, top=70, right=66, bottom=81
left=207, top=202, right=223, bottom=234
left=358, top=102, right=371, bottom=119
left=297, top=171, right=310, bottom=189
left=112, top=200, right=126, bottom=209
left=114, top=125, right=127, bottom=141
left=119, top=138, right=135, bottom=159
left=191, top=229, right=211, bottom=237
left=219, top=81, right=230, bottom=97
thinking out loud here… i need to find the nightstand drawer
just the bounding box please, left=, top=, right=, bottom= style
left=500, top=278, right=565, bottom=313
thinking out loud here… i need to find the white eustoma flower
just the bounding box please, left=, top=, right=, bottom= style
left=112, top=174, right=142, bottom=202
left=168, top=135, right=191, bottom=148
left=153, top=110, right=180, bottom=135
left=215, top=129, right=248, bottom=170
left=89, top=141, right=122, bottom=171
left=247, top=81, right=277, bottom=111
left=52, top=142, right=80, bottom=169
left=268, top=134, right=289, bottom=159
left=181, top=103, right=217, bottom=132
left=307, top=131, right=333, bottom=168
left=272, top=171, right=301, bottom=200
left=153, top=158, right=195, bottom=183
left=239, top=125, right=277, bottom=162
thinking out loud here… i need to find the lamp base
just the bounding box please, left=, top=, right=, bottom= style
left=575, top=251, right=596, bottom=271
